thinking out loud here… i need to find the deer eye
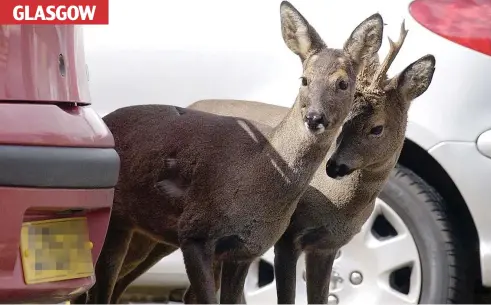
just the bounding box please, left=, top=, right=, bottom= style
left=337, top=80, right=348, bottom=90
left=370, top=125, right=384, bottom=136
left=300, top=77, right=308, bottom=86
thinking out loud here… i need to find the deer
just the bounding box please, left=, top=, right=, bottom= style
left=105, top=21, right=436, bottom=305
left=77, top=2, right=384, bottom=304
left=186, top=22, right=436, bottom=304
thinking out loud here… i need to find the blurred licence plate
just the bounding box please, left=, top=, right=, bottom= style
left=19, top=217, right=94, bottom=284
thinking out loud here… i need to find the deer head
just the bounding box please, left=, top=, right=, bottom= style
left=326, top=22, right=436, bottom=179
left=279, top=1, right=383, bottom=134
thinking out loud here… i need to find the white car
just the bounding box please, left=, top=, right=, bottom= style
left=83, top=0, right=491, bottom=303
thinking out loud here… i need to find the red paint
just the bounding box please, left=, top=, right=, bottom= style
left=0, top=25, right=117, bottom=302
left=0, top=188, right=113, bottom=303
left=0, top=25, right=91, bottom=102
left=0, top=103, right=114, bottom=147
left=409, top=0, right=491, bottom=56
left=0, top=0, right=109, bottom=25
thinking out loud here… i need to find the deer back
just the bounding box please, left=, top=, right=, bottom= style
left=103, top=105, right=275, bottom=216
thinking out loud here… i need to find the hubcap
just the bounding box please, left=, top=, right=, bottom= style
left=245, top=198, right=422, bottom=304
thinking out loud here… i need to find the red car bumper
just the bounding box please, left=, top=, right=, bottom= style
left=0, top=188, right=114, bottom=303
left=0, top=103, right=120, bottom=303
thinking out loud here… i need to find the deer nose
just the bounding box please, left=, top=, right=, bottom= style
left=326, top=159, right=351, bottom=179
left=304, top=112, right=326, bottom=131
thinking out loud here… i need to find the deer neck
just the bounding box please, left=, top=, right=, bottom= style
left=326, top=149, right=402, bottom=216
left=266, top=100, right=335, bottom=184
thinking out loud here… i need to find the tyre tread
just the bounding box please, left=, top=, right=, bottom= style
left=392, top=164, right=473, bottom=304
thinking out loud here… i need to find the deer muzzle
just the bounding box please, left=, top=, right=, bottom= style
left=304, top=111, right=326, bottom=133
left=326, top=158, right=353, bottom=179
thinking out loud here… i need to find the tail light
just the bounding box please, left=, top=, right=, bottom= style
left=409, top=0, right=491, bottom=56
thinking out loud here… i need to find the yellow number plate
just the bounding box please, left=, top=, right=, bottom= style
left=19, top=217, right=94, bottom=284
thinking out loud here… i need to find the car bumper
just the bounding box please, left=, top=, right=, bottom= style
left=0, top=103, right=119, bottom=302
left=0, top=188, right=114, bottom=303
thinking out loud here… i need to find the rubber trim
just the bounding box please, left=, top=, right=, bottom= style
left=0, top=145, right=120, bottom=188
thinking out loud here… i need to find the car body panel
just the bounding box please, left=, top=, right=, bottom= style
left=0, top=104, right=113, bottom=147
left=83, top=0, right=491, bottom=287
left=0, top=25, right=90, bottom=104
left=429, top=141, right=491, bottom=285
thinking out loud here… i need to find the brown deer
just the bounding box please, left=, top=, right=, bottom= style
left=79, top=2, right=384, bottom=304
left=106, top=22, right=436, bottom=304
left=185, top=22, right=436, bottom=304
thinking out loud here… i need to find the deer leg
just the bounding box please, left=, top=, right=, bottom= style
left=184, top=260, right=222, bottom=303
left=219, top=261, right=250, bottom=304
left=180, top=239, right=217, bottom=303
left=305, top=250, right=336, bottom=304
left=112, top=242, right=177, bottom=303
left=90, top=225, right=133, bottom=304
left=274, top=239, right=301, bottom=304
left=238, top=291, right=247, bottom=304
left=111, top=235, right=158, bottom=303
left=118, top=234, right=158, bottom=279
left=214, top=261, right=223, bottom=302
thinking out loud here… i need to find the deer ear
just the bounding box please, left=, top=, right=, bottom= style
left=280, top=1, right=326, bottom=62
left=393, top=54, right=436, bottom=102
left=343, top=13, right=384, bottom=71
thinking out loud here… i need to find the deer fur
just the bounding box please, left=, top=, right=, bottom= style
left=78, top=2, right=384, bottom=304
left=186, top=23, right=436, bottom=304
left=105, top=22, right=436, bottom=305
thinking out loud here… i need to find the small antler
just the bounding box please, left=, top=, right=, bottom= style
left=369, top=20, right=408, bottom=90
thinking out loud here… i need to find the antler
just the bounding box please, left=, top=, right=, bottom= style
left=369, top=20, right=408, bottom=90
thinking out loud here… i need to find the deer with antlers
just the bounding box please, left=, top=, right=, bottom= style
left=77, top=2, right=385, bottom=304
left=186, top=22, right=436, bottom=304
left=106, top=21, right=436, bottom=304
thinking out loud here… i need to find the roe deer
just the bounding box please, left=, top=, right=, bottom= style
left=185, top=22, right=436, bottom=304
left=111, top=21, right=436, bottom=305
left=81, top=2, right=384, bottom=304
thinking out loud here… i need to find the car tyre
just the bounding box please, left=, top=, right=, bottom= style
left=380, top=164, right=475, bottom=304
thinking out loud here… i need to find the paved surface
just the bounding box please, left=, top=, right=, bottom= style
left=120, top=285, right=491, bottom=304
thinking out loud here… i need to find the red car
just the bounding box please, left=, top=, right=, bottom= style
left=0, top=25, right=119, bottom=302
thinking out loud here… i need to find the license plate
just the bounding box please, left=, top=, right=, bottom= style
left=19, top=217, right=94, bottom=284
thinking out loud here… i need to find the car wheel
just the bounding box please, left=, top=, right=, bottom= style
left=243, top=164, right=474, bottom=304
